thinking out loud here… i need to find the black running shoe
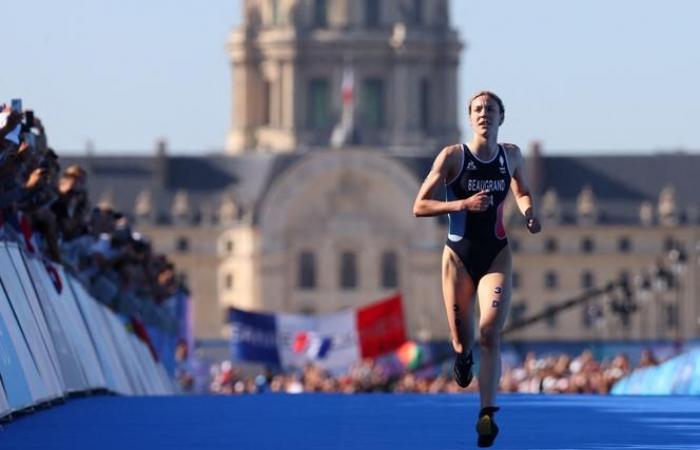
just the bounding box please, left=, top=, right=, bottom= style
left=476, top=406, right=500, bottom=448
left=452, top=350, right=473, bottom=388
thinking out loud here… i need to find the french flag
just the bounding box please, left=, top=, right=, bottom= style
left=228, top=294, right=406, bottom=374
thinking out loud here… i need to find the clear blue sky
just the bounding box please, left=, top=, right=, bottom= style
left=2, top=0, right=698, bottom=155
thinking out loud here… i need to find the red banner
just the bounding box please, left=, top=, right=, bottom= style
left=356, top=293, right=406, bottom=358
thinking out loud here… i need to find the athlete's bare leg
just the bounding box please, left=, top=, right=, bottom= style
left=476, top=246, right=512, bottom=408
left=441, top=247, right=476, bottom=355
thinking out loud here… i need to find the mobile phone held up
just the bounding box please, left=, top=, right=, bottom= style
left=10, top=98, right=22, bottom=113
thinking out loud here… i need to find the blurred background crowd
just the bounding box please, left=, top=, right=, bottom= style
left=204, top=348, right=663, bottom=396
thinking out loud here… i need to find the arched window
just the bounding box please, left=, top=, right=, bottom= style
left=298, top=251, right=317, bottom=289
left=420, top=79, right=430, bottom=131
left=176, top=236, right=189, bottom=253
left=581, top=271, right=595, bottom=289
left=544, top=271, right=559, bottom=290
left=361, top=78, right=385, bottom=128
left=340, top=251, right=358, bottom=289
left=581, top=237, right=595, bottom=254
left=381, top=251, right=399, bottom=288
left=307, top=78, right=331, bottom=129
left=365, top=0, right=380, bottom=27
left=617, top=236, right=632, bottom=253
left=512, top=271, right=521, bottom=290
left=313, top=0, right=327, bottom=27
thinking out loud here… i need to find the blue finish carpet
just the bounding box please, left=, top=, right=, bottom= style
left=2, top=394, right=700, bottom=449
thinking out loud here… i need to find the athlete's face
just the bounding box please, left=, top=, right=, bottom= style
left=469, top=95, right=502, bottom=138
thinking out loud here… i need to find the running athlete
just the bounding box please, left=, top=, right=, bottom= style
left=413, top=91, right=541, bottom=447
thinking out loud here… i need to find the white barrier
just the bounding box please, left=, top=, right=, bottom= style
left=0, top=380, right=9, bottom=419
left=0, top=241, right=177, bottom=418
left=3, top=243, right=65, bottom=401
left=24, top=256, right=88, bottom=393
left=68, top=278, right=134, bottom=395
left=0, top=282, right=35, bottom=412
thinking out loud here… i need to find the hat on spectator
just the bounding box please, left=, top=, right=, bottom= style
left=64, top=164, right=86, bottom=179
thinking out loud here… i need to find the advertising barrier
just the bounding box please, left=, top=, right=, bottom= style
left=0, top=240, right=176, bottom=420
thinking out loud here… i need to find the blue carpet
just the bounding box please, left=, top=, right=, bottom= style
left=1, top=394, right=700, bottom=449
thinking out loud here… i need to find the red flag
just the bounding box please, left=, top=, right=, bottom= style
left=341, top=67, right=354, bottom=106
left=356, top=293, right=407, bottom=358
left=130, top=317, right=159, bottom=361
left=18, top=213, right=36, bottom=253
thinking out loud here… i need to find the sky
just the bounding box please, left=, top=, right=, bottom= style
left=2, top=0, right=699, bottom=155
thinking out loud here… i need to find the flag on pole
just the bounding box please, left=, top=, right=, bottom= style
left=331, top=66, right=356, bottom=148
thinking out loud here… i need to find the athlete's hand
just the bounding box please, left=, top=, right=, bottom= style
left=525, top=209, right=541, bottom=234
left=463, top=190, right=490, bottom=212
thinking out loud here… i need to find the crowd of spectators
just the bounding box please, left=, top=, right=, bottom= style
left=207, top=349, right=661, bottom=395
left=0, top=100, right=187, bottom=345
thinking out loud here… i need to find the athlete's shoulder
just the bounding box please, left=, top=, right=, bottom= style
left=431, top=144, right=463, bottom=176
left=502, top=143, right=524, bottom=166
left=441, top=143, right=463, bottom=157
left=501, top=143, right=522, bottom=156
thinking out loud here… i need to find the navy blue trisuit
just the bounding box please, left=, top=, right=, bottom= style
left=445, top=143, right=512, bottom=285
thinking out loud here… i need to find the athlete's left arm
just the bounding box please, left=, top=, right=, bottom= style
left=505, top=144, right=541, bottom=234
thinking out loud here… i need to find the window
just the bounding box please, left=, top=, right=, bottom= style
left=262, top=81, right=271, bottom=125
left=226, top=240, right=234, bottom=255
left=300, top=304, right=316, bottom=315
left=381, top=251, right=399, bottom=288
left=512, top=271, right=521, bottom=290
left=224, top=273, right=234, bottom=290
left=544, top=238, right=558, bottom=253
left=618, top=236, right=632, bottom=253
left=412, top=0, right=424, bottom=24
left=618, top=270, right=630, bottom=286
left=545, top=304, right=558, bottom=329
left=271, top=0, right=281, bottom=25
left=582, top=302, right=601, bottom=329
left=313, top=0, right=327, bottom=27
left=544, top=271, right=559, bottom=290
left=176, top=236, right=189, bottom=253
left=340, top=251, right=358, bottom=289
left=510, top=301, right=527, bottom=325
left=510, top=238, right=520, bottom=254
left=581, top=271, right=595, bottom=289
left=420, top=79, right=430, bottom=131
left=365, top=0, right=380, bottom=27
left=666, top=303, right=679, bottom=329
left=298, top=251, right=316, bottom=289
left=361, top=78, right=385, bottom=128
left=663, top=236, right=676, bottom=252
left=581, top=237, right=595, bottom=254
left=307, top=78, right=330, bottom=129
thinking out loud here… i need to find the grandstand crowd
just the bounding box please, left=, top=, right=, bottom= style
left=205, top=348, right=661, bottom=395
left=0, top=101, right=187, bottom=352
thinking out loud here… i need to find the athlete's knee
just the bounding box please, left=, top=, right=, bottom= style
left=479, top=324, right=500, bottom=350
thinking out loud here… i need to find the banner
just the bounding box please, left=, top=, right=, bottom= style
left=228, top=294, right=406, bottom=373
left=356, top=294, right=406, bottom=358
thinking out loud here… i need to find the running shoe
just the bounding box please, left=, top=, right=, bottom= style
left=452, top=350, right=473, bottom=388
left=476, top=406, right=500, bottom=448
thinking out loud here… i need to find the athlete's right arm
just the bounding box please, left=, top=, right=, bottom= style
left=412, top=146, right=488, bottom=217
